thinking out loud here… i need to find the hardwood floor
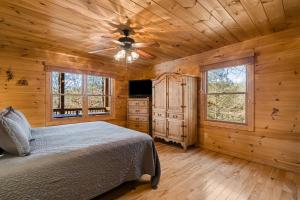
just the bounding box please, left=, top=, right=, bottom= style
left=98, top=142, right=300, bottom=200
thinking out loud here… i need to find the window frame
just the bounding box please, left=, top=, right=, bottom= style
left=52, top=71, right=84, bottom=118
left=200, top=57, right=254, bottom=131
left=45, top=66, right=115, bottom=126
left=86, top=74, right=112, bottom=116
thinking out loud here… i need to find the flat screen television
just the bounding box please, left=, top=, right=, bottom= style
left=129, top=80, right=152, bottom=97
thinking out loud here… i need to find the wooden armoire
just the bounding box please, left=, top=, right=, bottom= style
left=152, top=73, right=197, bottom=150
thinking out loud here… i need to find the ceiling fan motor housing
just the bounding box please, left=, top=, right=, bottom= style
left=119, top=36, right=135, bottom=50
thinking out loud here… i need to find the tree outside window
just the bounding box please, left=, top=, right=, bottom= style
left=51, top=72, right=111, bottom=118
left=201, top=57, right=254, bottom=131
left=206, top=65, right=247, bottom=124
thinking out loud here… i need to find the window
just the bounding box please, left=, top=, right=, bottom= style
left=52, top=72, right=83, bottom=118
left=50, top=71, right=112, bottom=119
left=207, top=65, right=246, bottom=123
left=201, top=57, right=254, bottom=130
left=87, top=75, right=111, bottom=116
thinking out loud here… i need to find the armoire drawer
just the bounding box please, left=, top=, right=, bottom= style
left=128, top=100, right=148, bottom=107
left=153, top=110, right=166, bottom=118
left=167, top=113, right=184, bottom=120
left=128, top=115, right=148, bottom=122
left=128, top=107, right=149, bottom=114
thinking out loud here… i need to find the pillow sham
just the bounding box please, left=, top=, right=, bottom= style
left=5, top=107, right=32, bottom=140
left=0, top=110, right=31, bottom=156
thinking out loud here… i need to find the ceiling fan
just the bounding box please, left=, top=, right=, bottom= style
left=88, top=28, right=160, bottom=63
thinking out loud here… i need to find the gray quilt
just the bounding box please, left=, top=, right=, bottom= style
left=0, top=121, right=160, bottom=200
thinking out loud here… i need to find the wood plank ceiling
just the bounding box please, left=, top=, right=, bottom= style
left=0, top=0, right=300, bottom=67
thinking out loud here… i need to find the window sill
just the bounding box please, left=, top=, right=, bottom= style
left=53, top=114, right=83, bottom=118
left=46, top=114, right=114, bottom=126
left=88, top=112, right=110, bottom=116
left=201, top=120, right=254, bottom=131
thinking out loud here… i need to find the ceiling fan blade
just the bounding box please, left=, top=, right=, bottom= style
left=88, top=47, right=117, bottom=54
left=136, top=49, right=156, bottom=60
left=111, top=39, right=124, bottom=46
left=133, top=42, right=160, bottom=48
left=108, top=29, right=119, bottom=34
left=104, top=20, right=120, bottom=29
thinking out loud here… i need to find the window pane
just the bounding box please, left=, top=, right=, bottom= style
left=64, top=73, right=82, bottom=94
left=208, top=65, right=246, bottom=93
left=87, top=75, right=106, bottom=95
left=52, top=95, right=82, bottom=118
left=51, top=71, right=83, bottom=118
left=52, top=72, right=59, bottom=94
left=64, top=95, right=82, bottom=109
left=207, top=94, right=246, bottom=123
left=88, top=96, right=110, bottom=115
left=52, top=95, right=60, bottom=109
left=88, top=96, right=104, bottom=108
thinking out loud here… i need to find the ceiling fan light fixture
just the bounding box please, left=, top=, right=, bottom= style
left=114, top=49, right=126, bottom=61
left=131, top=51, right=139, bottom=60
left=114, top=49, right=139, bottom=63
left=126, top=55, right=133, bottom=63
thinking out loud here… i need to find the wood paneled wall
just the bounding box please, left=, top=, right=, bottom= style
left=152, top=27, right=300, bottom=173
left=0, top=45, right=146, bottom=127
left=0, top=26, right=299, bottom=173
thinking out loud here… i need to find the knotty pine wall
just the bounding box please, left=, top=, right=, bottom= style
left=1, top=28, right=299, bottom=173
left=152, top=27, right=300, bottom=173
left=0, top=45, right=151, bottom=127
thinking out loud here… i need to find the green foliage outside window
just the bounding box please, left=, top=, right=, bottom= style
left=51, top=72, right=111, bottom=118
left=206, top=65, right=247, bottom=124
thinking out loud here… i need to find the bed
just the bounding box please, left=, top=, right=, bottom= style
left=0, top=121, right=160, bottom=200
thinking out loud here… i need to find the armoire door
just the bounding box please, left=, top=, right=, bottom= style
left=152, top=76, right=167, bottom=111
left=167, top=75, right=184, bottom=113
left=167, top=119, right=184, bottom=142
left=153, top=118, right=167, bottom=137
